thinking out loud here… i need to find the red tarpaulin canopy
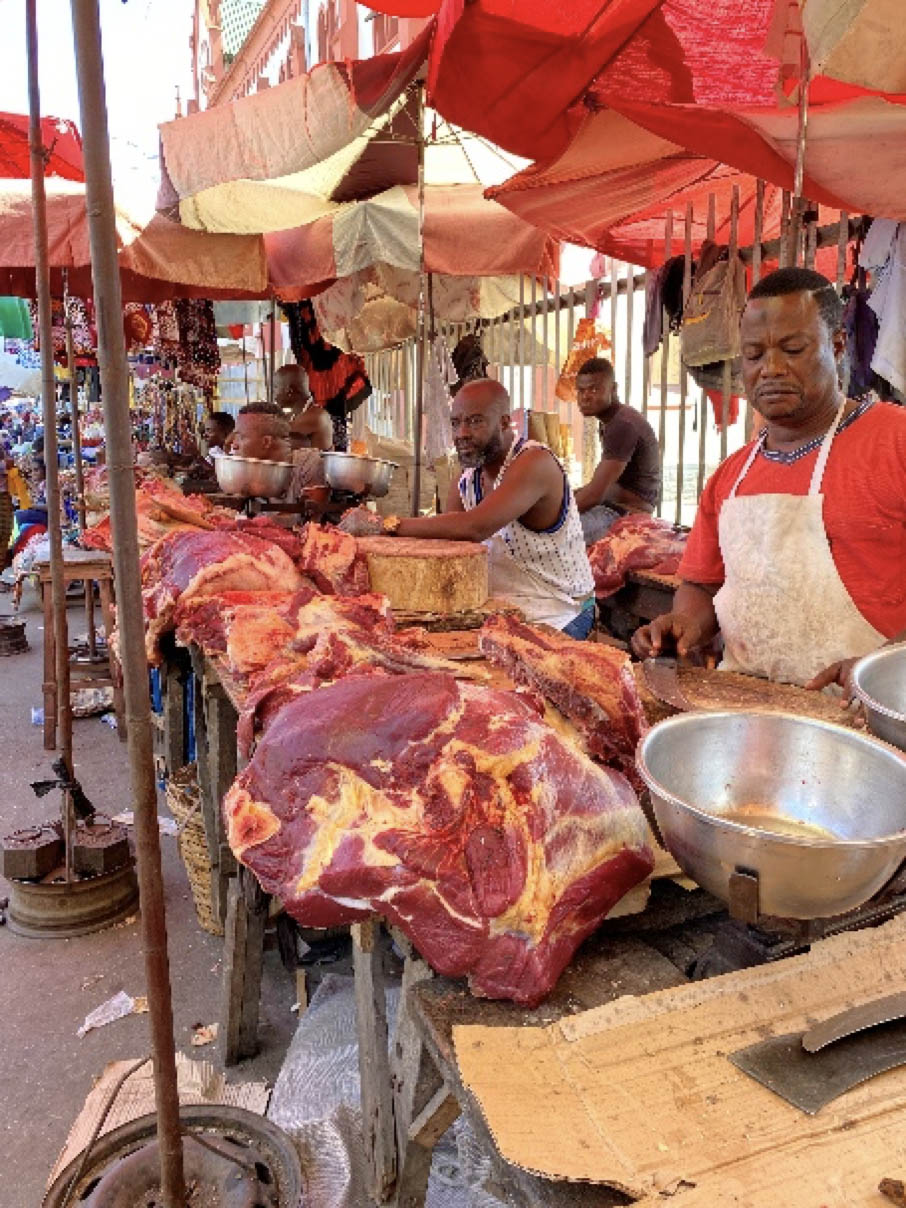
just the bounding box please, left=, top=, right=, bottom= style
left=0, top=180, right=268, bottom=302
left=0, top=112, right=84, bottom=180
left=354, top=0, right=439, bottom=13
left=429, top=0, right=906, bottom=252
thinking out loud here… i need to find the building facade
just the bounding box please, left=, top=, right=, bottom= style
left=189, top=0, right=429, bottom=112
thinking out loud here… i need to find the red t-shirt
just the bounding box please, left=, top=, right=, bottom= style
left=679, top=402, right=906, bottom=638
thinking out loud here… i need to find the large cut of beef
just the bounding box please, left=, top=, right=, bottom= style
left=479, top=613, right=648, bottom=786
left=588, top=515, right=687, bottom=598
left=224, top=671, right=653, bottom=1005
left=235, top=626, right=487, bottom=756
left=174, top=587, right=394, bottom=681
left=297, top=524, right=370, bottom=596
left=82, top=476, right=236, bottom=553
left=141, top=529, right=304, bottom=661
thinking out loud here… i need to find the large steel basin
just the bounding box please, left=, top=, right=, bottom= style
left=215, top=454, right=293, bottom=498
left=637, top=710, right=906, bottom=919
left=322, top=451, right=397, bottom=497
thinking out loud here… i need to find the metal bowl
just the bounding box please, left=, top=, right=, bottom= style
left=852, top=644, right=906, bottom=752
left=214, top=454, right=294, bottom=498
left=637, top=710, right=906, bottom=919
left=321, top=451, right=397, bottom=498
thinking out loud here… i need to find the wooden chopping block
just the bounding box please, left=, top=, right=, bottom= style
left=357, top=536, right=489, bottom=615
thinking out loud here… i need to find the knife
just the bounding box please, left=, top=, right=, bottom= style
left=642, top=655, right=695, bottom=712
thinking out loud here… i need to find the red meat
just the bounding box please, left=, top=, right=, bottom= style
left=588, top=515, right=687, bottom=598
left=224, top=672, right=653, bottom=1005
left=141, top=529, right=304, bottom=662
left=479, top=613, right=648, bottom=787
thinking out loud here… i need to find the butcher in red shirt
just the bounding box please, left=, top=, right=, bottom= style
left=632, top=266, right=906, bottom=690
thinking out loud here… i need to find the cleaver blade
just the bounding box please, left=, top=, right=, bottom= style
left=729, top=1018, right=906, bottom=1114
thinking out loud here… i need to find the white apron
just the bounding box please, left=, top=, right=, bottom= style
left=713, top=404, right=885, bottom=686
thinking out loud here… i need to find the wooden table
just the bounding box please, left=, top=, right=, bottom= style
left=34, top=548, right=126, bottom=749
left=348, top=881, right=727, bottom=1208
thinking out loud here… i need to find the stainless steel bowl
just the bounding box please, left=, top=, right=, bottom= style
left=214, top=454, right=294, bottom=498
left=852, top=644, right=906, bottom=752
left=637, top=710, right=906, bottom=919
left=321, top=452, right=397, bottom=498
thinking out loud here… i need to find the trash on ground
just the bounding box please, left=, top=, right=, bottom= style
left=77, top=991, right=143, bottom=1037
left=30, top=707, right=44, bottom=726
left=111, top=811, right=178, bottom=837
left=98, top=712, right=118, bottom=730
left=190, top=1021, right=218, bottom=1047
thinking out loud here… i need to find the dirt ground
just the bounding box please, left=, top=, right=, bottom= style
left=0, top=583, right=297, bottom=1206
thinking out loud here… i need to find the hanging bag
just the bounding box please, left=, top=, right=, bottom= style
left=681, top=244, right=747, bottom=368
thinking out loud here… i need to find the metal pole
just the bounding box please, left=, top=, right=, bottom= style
left=69, top=2, right=185, bottom=1203
left=268, top=299, right=277, bottom=405
left=411, top=83, right=427, bottom=517
left=27, top=0, right=76, bottom=878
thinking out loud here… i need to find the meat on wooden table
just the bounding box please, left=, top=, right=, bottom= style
left=140, top=528, right=304, bottom=662
left=588, top=514, right=687, bottom=598
left=224, top=671, right=653, bottom=1006
left=479, top=613, right=648, bottom=786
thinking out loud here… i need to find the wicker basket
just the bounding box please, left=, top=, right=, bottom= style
left=166, top=764, right=223, bottom=936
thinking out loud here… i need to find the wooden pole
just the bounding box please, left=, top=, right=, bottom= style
left=27, top=0, right=76, bottom=876
left=411, top=83, right=427, bottom=517
left=69, top=2, right=185, bottom=1202
left=676, top=204, right=693, bottom=526
left=657, top=212, right=673, bottom=516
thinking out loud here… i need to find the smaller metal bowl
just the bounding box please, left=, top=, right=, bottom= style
left=852, top=643, right=906, bottom=752
left=215, top=454, right=294, bottom=498
left=322, top=451, right=397, bottom=498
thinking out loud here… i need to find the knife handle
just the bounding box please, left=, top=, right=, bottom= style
left=802, top=991, right=906, bottom=1053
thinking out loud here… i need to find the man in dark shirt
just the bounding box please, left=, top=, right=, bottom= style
left=572, top=357, right=661, bottom=544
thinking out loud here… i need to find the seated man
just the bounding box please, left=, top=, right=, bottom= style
left=203, top=411, right=235, bottom=461
left=341, top=380, right=596, bottom=639
left=573, top=357, right=661, bottom=545
left=230, top=402, right=291, bottom=463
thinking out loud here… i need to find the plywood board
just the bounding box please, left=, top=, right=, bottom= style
left=454, top=915, right=906, bottom=1204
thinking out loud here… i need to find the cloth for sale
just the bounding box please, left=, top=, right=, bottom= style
left=842, top=276, right=879, bottom=397
left=123, top=303, right=153, bottom=352
left=174, top=299, right=220, bottom=397
left=152, top=301, right=180, bottom=364
left=861, top=221, right=906, bottom=398
left=280, top=301, right=372, bottom=451
left=29, top=296, right=96, bottom=365
left=423, top=338, right=455, bottom=463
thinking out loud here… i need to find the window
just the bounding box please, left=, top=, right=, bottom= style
left=372, top=12, right=399, bottom=51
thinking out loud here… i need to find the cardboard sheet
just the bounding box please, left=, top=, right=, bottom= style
left=454, top=915, right=906, bottom=1204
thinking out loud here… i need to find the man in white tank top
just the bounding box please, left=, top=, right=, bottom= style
left=340, top=380, right=595, bottom=638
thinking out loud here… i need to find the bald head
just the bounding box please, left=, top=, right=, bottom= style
left=275, top=363, right=312, bottom=413
left=451, top=378, right=512, bottom=469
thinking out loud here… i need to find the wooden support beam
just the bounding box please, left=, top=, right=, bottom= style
left=352, top=920, right=397, bottom=1203
left=219, top=866, right=269, bottom=1066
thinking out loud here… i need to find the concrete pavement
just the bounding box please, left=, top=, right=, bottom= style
left=0, top=583, right=296, bottom=1206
